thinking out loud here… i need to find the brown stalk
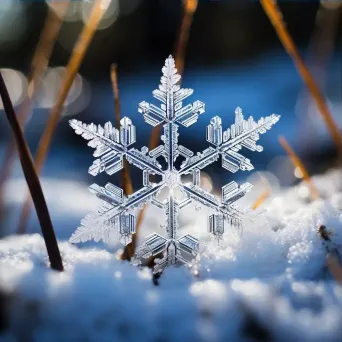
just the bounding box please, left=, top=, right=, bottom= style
left=295, top=3, right=341, bottom=155
left=111, top=64, right=144, bottom=260
left=252, top=174, right=272, bottom=210
left=326, top=253, right=342, bottom=285
left=110, top=64, right=121, bottom=129
left=17, top=0, right=107, bottom=234
left=110, top=64, right=134, bottom=196
left=0, top=1, right=69, bottom=216
left=260, top=0, right=342, bottom=158
left=111, top=64, right=134, bottom=261
left=174, top=0, right=198, bottom=77
left=279, top=136, right=319, bottom=201
left=252, top=190, right=271, bottom=210
left=121, top=0, right=198, bottom=261
left=0, top=72, right=63, bottom=271
left=304, top=3, right=341, bottom=90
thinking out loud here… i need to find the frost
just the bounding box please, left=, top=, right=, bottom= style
left=69, top=55, right=280, bottom=273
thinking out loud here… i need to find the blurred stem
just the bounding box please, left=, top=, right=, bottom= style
left=296, top=4, right=341, bottom=154
left=327, top=253, right=342, bottom=285
left=111, top=64, right=121, bottom=129
left=279, top=136, right=319, bottom=201
left=252, top=173, right=272, bottom=210
left=260, top=0, right=342, bottom=159
left=110, top=64, right=134, bottom=196
left=17, top=0, right=107, bottom=235
left=252, top=190, right=271, bottom=210
left=0, top=72, right=63, bottom=272
left=174, top=0, right=198, bottom=77
left=0, top=1, right=69, bottom=221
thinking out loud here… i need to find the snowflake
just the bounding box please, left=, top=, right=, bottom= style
left=69, top=55, right=280, bottom=273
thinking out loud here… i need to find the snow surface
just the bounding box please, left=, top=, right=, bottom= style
left=1, top=169, right=342, bottom=341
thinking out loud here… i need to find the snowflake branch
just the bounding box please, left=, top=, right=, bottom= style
left=125, top=183, right=164, bottom=210
left=126, top=148, right=164, bottom=175
left=179, top=147, right=219, bottom=175
left=220, top=113, right=280, bottom=152
left=182, top=184, right=246, bottom=227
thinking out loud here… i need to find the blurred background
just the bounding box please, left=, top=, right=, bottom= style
left=0, top=0, right=341, bottom=238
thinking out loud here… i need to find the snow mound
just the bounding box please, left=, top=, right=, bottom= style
left=1, top=170, right=342, bottom=341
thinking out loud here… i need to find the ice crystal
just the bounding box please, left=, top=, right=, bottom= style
left=69, top=55, right=280, bottom=273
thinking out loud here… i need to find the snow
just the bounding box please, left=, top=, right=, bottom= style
left=1, top=169, right=342, bottom=341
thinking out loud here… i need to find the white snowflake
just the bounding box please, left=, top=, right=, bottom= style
left=69, top=55, right=280, bottom=273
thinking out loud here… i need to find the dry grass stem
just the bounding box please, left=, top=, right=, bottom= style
left=110, top=64, right=121, bottom=129
left=260, top=0, right=342, bottom=158
left=110, top=64, right=139, bottom=260
left=252, top=190, right=271, bottom=210
left=110, top=64, right=134, bottom=196
left=326, top=253, right=342, bottom=285
left=174, top=0, right=198, bottom=80
left=279, top=136, right=319, bottom=201
left=0, top=72, right=63, bottom=271
left=0, top=1, right=69, bottom=217
left=111, top=64, right=135, bottom=261
left=17, top=0, right=107, bottom=234
left=295, top=4, right=341, bottom=154
left=252, top=173, right=272, bottom=210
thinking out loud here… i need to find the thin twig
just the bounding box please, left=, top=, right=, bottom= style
left=326, top=253, right=342, bottom=285
left=17, top=0, right=108, bottom=234
left=0, top=1, right=69, bottom=217
left=110, top=65, right=141, bottom=261
left=252, top=173, right=272, bottom=210
left=121, top=0, right=198, bottom=261
left=0, top=72, right=63, bottom=272
left=110, top=64, right=121, bottom=128
left=174, top=0, right=198, bottom=77
left=279, top=136, right=319, bottom=201
left=110, top=64, right=134, bottom=196
left=252, top=190, right=271, bottom=210
left=295, top=3, right=341, bottom=154
left=260, top=0, right=342, bottom=158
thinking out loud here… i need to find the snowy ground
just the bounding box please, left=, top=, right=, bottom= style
left=1, top=169, right=342, bottom=341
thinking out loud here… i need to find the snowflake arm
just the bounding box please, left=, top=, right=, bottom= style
left=125, top=183, right=164, bottom=210
left=126, top=148, right=163, bottom=175
left=208, top=108, right=280, bottom=173
left=135, top=195, right=200, bottom=274
left=179, top=147, right=220, bottom=175
left=220, top=109, right=280, bottom=152
left=165, top=195, right=179, bottom=239
left=180, top=109, right=280, bottom=175
left=138, top=101, right=166, bottom=127
left=70, top=118, right=164, bottom=176
left=139, top=55, right=205, bottom=127
left=182, top=183, right=219, bottom=210
left=69, top=183, right=163, bottom=245
left=69, top=182, right=133, bottom=245
left=162, top=123, right=179, bottom=169
left=69, top=206, right=119, bottom=244
left=174, top=100, right=205, bottom=127
left=182, top=183, right=248, bottom=229
left=69, top=119, right=124, bottom=176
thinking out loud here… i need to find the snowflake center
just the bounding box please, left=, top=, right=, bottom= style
left=163, top=170, right=180, bottom=187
